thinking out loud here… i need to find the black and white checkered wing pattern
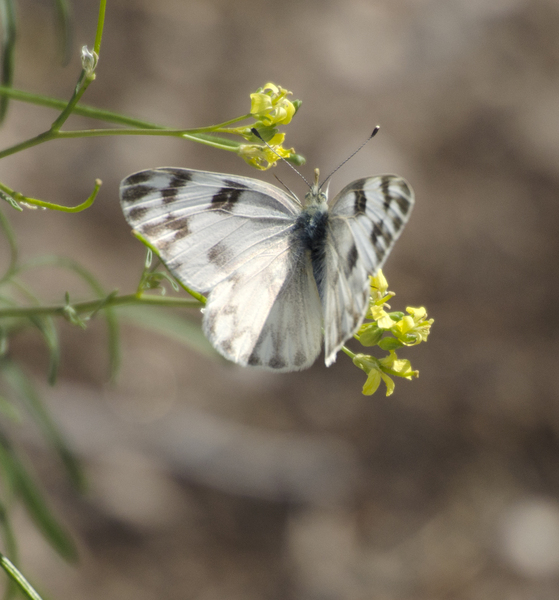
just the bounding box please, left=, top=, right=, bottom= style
left=322, top=175, right=414, bottom=365
left=120, top=168, right=322, bottom=371
left=120, top=168, right=300, bottom=292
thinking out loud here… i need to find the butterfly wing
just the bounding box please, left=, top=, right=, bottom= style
left=120, top=167, right=322, bottom=371
left=203, top=241, right=322, bottom=371
left=321, top=174, right=414, bottom=365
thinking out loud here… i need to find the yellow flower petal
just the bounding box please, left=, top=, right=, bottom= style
left=362, top=368, right=382, bottom=395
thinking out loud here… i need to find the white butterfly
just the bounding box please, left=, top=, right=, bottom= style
left=120, top=166, right=414, bottom=371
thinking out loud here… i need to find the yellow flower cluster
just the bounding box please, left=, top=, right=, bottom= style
left=352, top=270, right=433, bottom=396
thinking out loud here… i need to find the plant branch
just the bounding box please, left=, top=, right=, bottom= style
left=0, top=293, right=202, bottom=320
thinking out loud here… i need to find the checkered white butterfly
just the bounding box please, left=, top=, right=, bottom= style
left=120, top=141, right=414, bottom=372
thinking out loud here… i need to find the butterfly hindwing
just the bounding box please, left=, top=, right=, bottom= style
left=204, top=239, right=322, bottom=371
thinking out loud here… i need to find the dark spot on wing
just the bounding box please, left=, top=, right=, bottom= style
left=211, top=181, right=247, bottom=211
left=173, top=223, right=190, bottom=241
left=207, top=241, right=230, bottom=267
left=391, top=215, right=403, bottom=232
left=382, top=178, right=413, bottom=216
left=381, top=176, right=392, bottom=210
left=372, top=221, right=393, bottom=246
left=121, top=184, right=156, bottom=204
left=141, top=215, right=189, bottom=241
left=354, top=189, right=367, bottom=215
left=128, top=206, right=149, bottom=221
left=269, top=355, right=286, bottom=370
left=347, top=243, right=358, bottom=273
left=164, top=214, right=189, bottom=231
left=397, top=198, right=410, bottom=215
left=162, top=187, right=178, bottom=204
left=161, top=172, right=194, bottom=204
left=224, top=179, right=248, bottom=189
left=141, top=221, right=165, bottom=237
left=169, top=170, right=193, bottom=186
left=394, top=181, right=413, bottom=215
left=221, top=338, right=234, bottom=355
left=294, top=351, right=307, bottom=368
left=248, top=353, right=261, bottom=366
left=125, top=171, right=153, bottom=186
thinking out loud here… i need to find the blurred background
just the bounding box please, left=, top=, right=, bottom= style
left=1, top=0, right=559, bottom=598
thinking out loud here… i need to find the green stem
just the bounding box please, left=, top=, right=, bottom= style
left=94, top=0, right=106, bottom=55
left=0, top=127, right=241, bottom=161
left=0, top=553, right=44, bottom=600
left=4, top=178, right=102, bottom=212
left=0, top=293, right=201, bottom=319
left=49, top=69, right=89, bottom=132
left=0, top=88, right=256, bottom=133
left=53, top=128, right=240, bottom=145
left=0, top=130, right=52, bottom=160
left=341, top=345, right=356, bottom=360
left=0, top=87, right=164, bottom=128
left=48, top=0, right=107, bottom=133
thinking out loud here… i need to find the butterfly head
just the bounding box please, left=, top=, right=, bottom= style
left=304, top=168, right=328, bottom=208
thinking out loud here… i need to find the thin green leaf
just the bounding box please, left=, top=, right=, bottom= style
left=117, top=305, right=217, bottom=359
left=0, top=501, right=19, bottom=600
left=0, top=360, right=85, bottom=492
left=52, top=0, right=72, bottom=65
left=0, top=0, right=16, bottom=124
left=0, top=208, right=18, bottom=283
left=0, top=553, right=45, bottom=600
left=0, top=432, right=77, bottom=562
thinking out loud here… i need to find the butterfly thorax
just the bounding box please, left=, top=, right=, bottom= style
left=292, top=187, right=329, bottom=300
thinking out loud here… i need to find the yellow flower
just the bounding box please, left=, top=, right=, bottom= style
left=371, top=305, right=395, bottom=330
left=370, top=270, right=389, bottom=301
left=391, top=306, right=433, bottom=346
left=379, top=351, right=417, bottom=380
left=250, top=83, right=296, bottom=126
left=237, top=135, right=294, bottom=170
left=353, top=354, right=396, bottom=396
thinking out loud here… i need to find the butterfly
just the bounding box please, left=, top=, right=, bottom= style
left=119, top=165, right=414, bottom=372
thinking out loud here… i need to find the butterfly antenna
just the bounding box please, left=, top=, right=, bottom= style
left=319, top=126, right=380, bottom=188
left=251, top=128, right=312, bottom=189
left=272, top=173, right=301, bottom=204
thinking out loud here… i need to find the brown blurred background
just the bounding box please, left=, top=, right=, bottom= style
left=2, top=0, right=559, bottom=598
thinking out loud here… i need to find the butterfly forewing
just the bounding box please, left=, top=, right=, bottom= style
left=120, top=168, right=300, bottom=292
left=321, top=174, right=415, bottom=364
